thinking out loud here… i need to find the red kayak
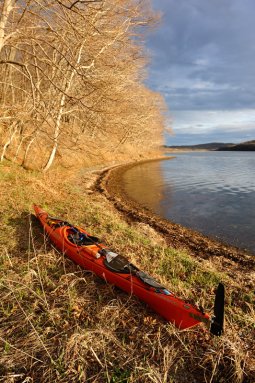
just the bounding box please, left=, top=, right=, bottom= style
left=33, top=205, right=224, bottom=335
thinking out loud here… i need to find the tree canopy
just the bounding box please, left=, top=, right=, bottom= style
left=0, top=0, right=168, bottom=170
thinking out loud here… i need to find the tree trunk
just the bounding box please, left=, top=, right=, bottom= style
left=0, top=123, right=17, bottom=161
left=22, top=134, right=37, bottom=168
left=43, top=45, right=84, bottom=171
left=0, top=0, right=15, bottom=53
left=43, top=94, right=65, bottom=171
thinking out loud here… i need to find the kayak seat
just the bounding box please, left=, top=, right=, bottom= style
left=104, top=255, right=132, bottom=274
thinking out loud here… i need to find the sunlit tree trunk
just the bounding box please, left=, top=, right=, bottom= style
left=0, top=122, right=17, bottom=161
left=21, top=133, right=38, bottom=168
left=0, top=0, right=15, bottom=53
left=43, top=44, right=84, bottom=171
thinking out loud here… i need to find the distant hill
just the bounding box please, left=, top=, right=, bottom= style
left=164, top=142, right=234, bottom=150
left=217, top=140, right=255, bottom=151
left=165, top=140, right=255, bottom=151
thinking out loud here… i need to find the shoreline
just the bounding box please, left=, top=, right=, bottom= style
left=1, top=159, right=255, bottom=381
left=94, top=157, right=255, bottom=274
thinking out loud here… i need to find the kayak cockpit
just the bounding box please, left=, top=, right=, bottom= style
left=65, top=227, right=100, bottom=246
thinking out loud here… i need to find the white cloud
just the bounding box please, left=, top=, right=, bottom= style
left=168, top=109, right=255, bottom=135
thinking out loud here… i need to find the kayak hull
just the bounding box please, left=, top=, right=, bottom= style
left=33, top=205, right=210, bottom=330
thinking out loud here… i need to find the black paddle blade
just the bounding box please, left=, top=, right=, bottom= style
left=210, top=283, right=225, bottom=336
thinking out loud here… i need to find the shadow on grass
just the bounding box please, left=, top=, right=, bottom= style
left=8, top=211, right=51, bottom=255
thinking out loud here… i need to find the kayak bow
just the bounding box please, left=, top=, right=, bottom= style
left=33, top=205, right=224, bottom=334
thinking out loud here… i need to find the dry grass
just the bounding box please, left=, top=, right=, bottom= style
left=0, top=160, right=254, bottom=382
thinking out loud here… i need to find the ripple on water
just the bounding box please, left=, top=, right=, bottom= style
left=123, top=152, right=255, bottom=254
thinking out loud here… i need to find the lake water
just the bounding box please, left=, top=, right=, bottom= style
left=122, top=152, right=255, bottom=254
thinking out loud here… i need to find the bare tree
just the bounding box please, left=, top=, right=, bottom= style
left=0, top=0, right=168, bottom=170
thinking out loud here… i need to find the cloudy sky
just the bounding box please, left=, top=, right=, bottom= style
left=146, top=0, right=255, bottom=145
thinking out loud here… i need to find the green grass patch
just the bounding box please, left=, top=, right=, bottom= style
left=0, top=162, right=254, bottom=383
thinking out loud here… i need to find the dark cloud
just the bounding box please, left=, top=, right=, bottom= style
left=163, top=87, right=255, bottom=110
left=147, top=0, right=255, bottom=111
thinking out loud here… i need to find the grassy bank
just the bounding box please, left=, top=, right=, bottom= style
left=0, top=160, right=254, bottom=383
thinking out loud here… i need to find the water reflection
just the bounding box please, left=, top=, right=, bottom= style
left=122, top=152, right=255, bottom=254
left=122, top=161, right=165, bottom=213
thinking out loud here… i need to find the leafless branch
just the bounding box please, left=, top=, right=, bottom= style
left=57, top=0, right=102, bottom=11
